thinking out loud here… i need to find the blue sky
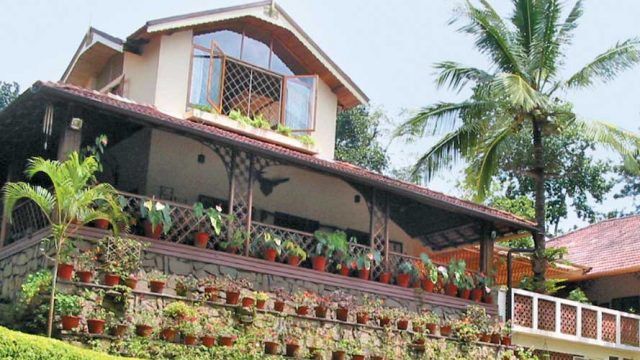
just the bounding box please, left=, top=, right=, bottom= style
left=1, top=0, right=639, bottom=231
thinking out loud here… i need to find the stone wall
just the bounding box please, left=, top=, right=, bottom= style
left=0, top=240, right=47, bottom=301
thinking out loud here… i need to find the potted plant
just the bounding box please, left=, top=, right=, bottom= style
left=221, top=276, right=252, bottom=305
left=349, top=341, right=366, bottom=360
left=293, top=290, right=315, bottom=316
left=354, top=249, right=382, bottom=280
left=418, top=253, right=439, bottom=292
left=332, top=339, right=354, bottom=360
left=99, top=236, right=146, bottom=288
left=378, top=270, right=392, bottom=284
left=465, top=305, right=491, bottom=342
left=163, top=301, right=197, bottom=323
left=217, top=314, right=239, bottom=347
left=124, top=271, right=140, bottom=290
left=312, top=230, right=348, bottom=272
left=175, top=275, right=198, bottom=298
left=314, top=293, right=331, bottom=318
left=140, top=198, right=172, bottom=239
left=375, top=307, right=396, bottom=327
left=500, top=320, right=512, bottom=346
left=254, top=291, right=269, bottom=310
left=160, top=318, right=178, bottom=342
left=86, top=307, right=111, bottom=335
left=179, top=321, right=201, bottom=345
left=133, top=310, right=157, bottom=337
left=108, top=316, right=130, bottom=337
left=192, top=202, right=223, bottom=248
left=355, top=295, right=382, bottom=325
left=306, top=327, right=330, bottom=360
left=458, top=273, right=474, bottom=299
left=254, top=231, right=282, bottom=262
left=396, top=261, right=416, bottom=288
left=200, top=316, right=218, bottom=348
left=56, top=293, right=83, bottom=331
left=198, top=276, right=220, bottom=301
left=145, top=270, right=168, bottom=294
left=220, top=229, right=248, bottom=254
left=272, top=287, right=289, bottom=312
left=283, top=325, right=303, bottom=357
left=396, top=309, right=410, bottom=331
left=451, top=318, right=480, bottom=343
left=439, top=318, right=453, bottom=337
left=240, top=288, right=255, bottom=308
left=75, top=247, right=98, bottom=283
left=440, top=258, right=466, bottom=297
left=282, top=240, right=307, bottom=266
left=417, top=312, right=439, bottom=335
left=331, top=290, right=354, bottom=322
left=472, top=272, right=490, bottom=302
left=57, top=241, right=76, bottom=281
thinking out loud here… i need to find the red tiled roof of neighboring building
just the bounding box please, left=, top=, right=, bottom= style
left=548, top=215, right=640, bottom=279
left=30, top=81, right=536, bottom=231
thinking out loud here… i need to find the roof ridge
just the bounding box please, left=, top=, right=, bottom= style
left=548, top=214, right=640, bottom=243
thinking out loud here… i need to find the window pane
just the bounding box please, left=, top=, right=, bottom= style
left=284, top=77, right=316, bottom=130
left=194, top=30, right=242, bottom=58
left=270, top=53, right=293, bottom=76
left=241, top=36, right=270, bottom=68
left=190, top=48, right=210, bottom=106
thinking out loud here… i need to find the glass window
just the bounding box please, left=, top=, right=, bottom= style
left=270, top=53, right=293, bottom=76
left=189, top=48, right=223, bottom=108
left=194, top=30, right=242, bottom=58
left=283, top=76, right=316, bottom=131
left=241, top=36, right=270, bottom=69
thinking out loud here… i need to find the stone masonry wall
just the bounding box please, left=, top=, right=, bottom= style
left=0, top=241, right=47, bottom=301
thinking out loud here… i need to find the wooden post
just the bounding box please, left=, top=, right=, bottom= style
left=244, top=154, right=254, bottom=256
left=0, top=163, right=14, bottom=248
left=479, top=226, right=494, bottom=275
left=368, top=189, right=377, bottom=250
left=383, top=195, right=390, bottom=272
left=57, top=119, right=82, bottom=160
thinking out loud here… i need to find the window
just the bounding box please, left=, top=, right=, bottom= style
left=283, top=76, right=317, bottom=131
left=611, top=296, right=640, bottom=313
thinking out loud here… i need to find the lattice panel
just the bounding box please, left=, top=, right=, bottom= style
left=7, top=198, right=49, bottom=243
left=222, top=58, right=283, bottom=126
left=103, top=235, right=144, bottom=268
left=228, top=151, right=252, bottom=242
left=250, top=222, right=314, bottom=259
left=621, top=316, right=640, bottom=346
left=514, top=294, right=533, bottom=328
left=537, top=299, right=556, bottom=331
left=601, top=313, right=616, bottom=343
left=560, top=304, right=577, bottom=335
left=581, top=309, right=597, bottom=339
left=368, top=190, right=387, bottom=279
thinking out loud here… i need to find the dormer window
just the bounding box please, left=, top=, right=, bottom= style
left=189, top=29, right=316, bottom=132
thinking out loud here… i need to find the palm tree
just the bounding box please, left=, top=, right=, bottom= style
left=3, top=153, right=126, bottom=337
left=396, top=0, right=640, bottom=289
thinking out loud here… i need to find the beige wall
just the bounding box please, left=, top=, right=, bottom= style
left=313, top=79, right=338, bottom=159
left=514, top=333, right=639, bottom=359
left=581, top=273, right=640, bottom=307
left=154, top=30, right=193, bottom=118
left=123, top=36, right=160, bottom=105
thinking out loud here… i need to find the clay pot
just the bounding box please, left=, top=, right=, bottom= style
left=76, top=271, right=93, bottom=283
left=309, top=347, right=323, bottom=360
left=285, top=343, right=300, bottom=357
left=358, top=269, right=370, bottom=280
left=194, top=232, right=210, bottom=248
left=379, top=272, right=392, bottom=284
left=241, top=297, right=255, bottom=308
left=204, top=287, right=218, bottom=301
left=287, top=255, right=301, bottom=266
left=459, top=289, right=471, bottom=300
left=124, top=277, right=138, bottom=290
left=312, top=256, right=327, bottom=272
left=87, top=319, right=106, bottom=334
left=296, top=306, right=310, bottom=316
left=256, top=299, right=266, bottom=310
left=143, top=220, right=162, bottom=239
left=421, top=278, right=435, bottom=292
left=226, top=246, right=239, bottom=254
left=479, top=334, right=491, bottom=342
left=274, top=300, right=285, bottom=312
left=57, top=263, right=74, bottom=281
left=314, top=306, right=327, bottom=318
left=444, top=283, right=458, bottom=297
left=104, top=273, right=120, bottom=287
left=61, top=315, right=81, bottom=331
left=111, top=325, right=128, bottom=337
left=491, top=333, right=501, bottom=344
left=184, top=335, right=198, bottom=346
left=161, top=328, right=177, bottom=342
left=440, top=325, right=452, bottom=337
left=264, top=341, right=279, bottom=355
left=135, top=324, right=153, bottom=337
left=149, top=280, right=166, bottom=294
left=426, top=323, right=438, bottom=335
left=335, top=308, right=349, bottom=322
left=202, top=336, right=216, bottom=348
left=413, top=324, right=423, bottom=333
left=339, top=265, right=350, bottom=276
left=502, top=336, right=512, bottom=346
left=225, top=291, right=240, bottom=305
left=93, top=219, right=110, bottom=230
left=379, top=317, right=391, bottom=327
left=471, top=288, right=483, bottom=302
left=483, top=293, right=494, bottom=304
left=352, top=355, right=365, bottom=360
left=371, top=356, right=385, bottom=360
left=397, top=319, right=409, bottom=331
left=356, top=312, right=369, bottom=324
left=218, top=336, right=235, bottom=347
left=396, top=273, right=410, bottom=287
left=264, top=248, right=278, bottom=262
left=332, top=350, right=346, bottom=360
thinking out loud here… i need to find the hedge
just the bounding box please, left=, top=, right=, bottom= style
left=0, top=326, right=131, bottom=360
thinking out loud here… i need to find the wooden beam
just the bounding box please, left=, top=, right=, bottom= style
left=383, top=194, right=390, bottom=272
left=479, top=226, right=494, bottom=275
left=57, top=117, right=82, bottom=160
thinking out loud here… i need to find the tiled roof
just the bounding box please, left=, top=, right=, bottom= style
left=548, top=216, right=640, bottom=278
left=33, top=81, right=536, bottom=231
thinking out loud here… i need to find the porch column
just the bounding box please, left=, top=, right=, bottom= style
left=226, top=150, right=254, bottom=256
left=57, top=116, right=82, bottom=160
left=368, top=188, right=390, bottom=274
left=479, top=226, right=494, bottom=275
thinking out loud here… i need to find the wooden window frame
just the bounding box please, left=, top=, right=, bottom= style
left=281, top=74, right=318, bottom=133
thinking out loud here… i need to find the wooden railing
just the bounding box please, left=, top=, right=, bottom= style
left=507, top=288, right=640, bottom=350
left=5, top=198, right=49, bottom=244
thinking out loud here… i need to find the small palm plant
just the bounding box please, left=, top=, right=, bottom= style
left=3, top=152, right=125, bottom=337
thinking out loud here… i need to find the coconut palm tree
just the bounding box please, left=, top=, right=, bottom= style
left=3, top=152, right=126, bottom=337
left=395, top=0, right=640, bottom=289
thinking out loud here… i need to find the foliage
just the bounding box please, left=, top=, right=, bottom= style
left=75, top=247, right=99, bottom=272
left=330, top=290, right=354, bottom=310
left=0, top=81, right=19, bottom=110
left=397, top=260, right=418, bottom=278
left=295, top=134, right=315, bottom=147
left=220, top=229, right=249, bottom=250
left=418, top=253, right=439, bottom=283
left=55, top=294, right=83, bottom=316
left=292, top=290, right=315, bottom=307
left=140, top=199, right=172, bottom=235
left=354, top=249, right=381, bottom=270
left=192, top=202, right=223, bottom=235
left=254, top=231, right=282, bottom=254
left=567, top=287, right=590, bottom=304
left=192, top=104, right=213, bottom=113
left=439, top=258, right=467, bottom=287
left=276, top=123, right=293, bottom=137
left=99, top=236, right=146, bottom=277
left=145, top=270, right=167, bottom=283
left=519, top=276, right=565, bottom=295
left=335, top=105, right=389, bottom=173
left=175, top=276, right=198, bottom=297
left=4, top=270, right=52, bottom=334
left=163, top=302, right=196, bottom=321
left=312, top=230, right=349, bottom=258
left=281, top=240, right=307, bottom=261
left=177, top=321, right=201, bottom=337
left=219, top=275, right=252, bottom=293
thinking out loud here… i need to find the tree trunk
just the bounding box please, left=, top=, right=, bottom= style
left=47, top=253, right=59, bottom=338
left=532, top=119, right=547, bottom=291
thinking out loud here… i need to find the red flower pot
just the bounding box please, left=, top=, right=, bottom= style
left=426, top=323, right=438, bottom=335
left=226, top=290, right=240, bottom=305
left=87, top=319, right=106, bottom=334
left=332, top=350, right=346, bottom=360
left=194, top=232, right=210, bottom=248
left=413, top=324, right=423, bottom=333
left=444, top=283, right=458, bottom=297
left=161, top=328, right=177, bottom=341
left=256, top=299, right=266, bottom=310
left=309, top=347, right=323, bottom=360
left=491, top=334, right=501, bottom=344
left=226, top=246, right=239, bottom=254
left=286, top=343, right=300, bottom=357
left=459, top=289, right=471, bottom=300
left=274, top=300, right=285, bottom=312
left=483, top=293, right=494, bottom=304
left=296, top=306, right=310, bottom=316
left=111, top=325, right=128, bottom=337
left=312, top=256, right=327, bottom=272
left=339, top=265, right=350, bottom=276
left=421, top=278, right=435, bottom=292
left=57, top=263, right=74, bottom=281
left=287, top=255, right=301, bottom=266
left=93, top=219, right=110, bottom=230
left=143, top=220, right=162, bottom=239
left=218, top=336, right=235, bottom=347
left=356, top=312, right=369, bottom=324
left=371, top=356, right=384, bottom=360
left=241, top=297, right=255, bottom=308
left=202, top=336, right=216, bottom=348
left=264, top=341, right=279, bottom=355
left=358, top=269, right=370, bottom=280
left=61, top=315, right=81, bottom=331
left=480, top=334, right=491, bottom=342
left=379, top=317, right=391, bottom=327
left=335, top=308, right=349, bottom=322
left=314, top=306, right=327, bottom=318
left=184, top=335, right=198, bottom=346
left=76, top=271, right=93, bottom=283
left=397, top=319, right=409, bottom=330
left=263, top=248, right=278, bottom=262
left=440, top=325, right=452, bottom=337
left=125, top=277, right=138, bottom=290
left=204, top=287, right=218, bottom=301
left=149, top=280, right=165, bottom=294
left=135, top=324, right=153, bottom=337
left=502, top=336, right=512, bottom=346
left=396, top=273, right=410, bottom=287
left=379, top=272, right=392, bottom=284
left=104, top=273, right=120, bottom=287
left=352, top=355, right=365, bottom=360
left=471, top=288, right=483, bottom=302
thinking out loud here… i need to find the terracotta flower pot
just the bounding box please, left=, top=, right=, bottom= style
left=379, top=272, right=392, bottom=284
left=480, top=334, right=491, bottom=342
left=218, top=336, right=235, bottom=347
left=312, top=256, right=327, bottom=272
left=314, top=305, right=327, bottom=318
left=93, top=219, right=110, bottom=229
left=421, top=278, right=435, bottom=292
left=194, top=232, right=210, bottom=248
left=61, top=315, right=81, bottom=331
left=413, top=324, right=423, bottom=333
left=397, top=319, right=409, bottom=330
left=143, top=220, right=162, bottom=239
left=242, top=297, right=255, bottom=308
left=76, top=271, right=93, bottom=283
left=358, top=269, right=370, bottom=280
left=202, top=335, right=216, bottom=348
left=184, top=335, right=198, bottom=345
left=226, top=290, right=240, bottom=305
left=285, top=343, right=300, bottom=357
left=352, top=355, right=365, bottom=360
left=483, top=293, right=494, bottom=304
left=161, top=328, right=177, bottom=341
left=444, top=283, right=458, bottom=297
left=426, top=323, right=438, bottom=335
left=332, top=350, right=346, bottom=360
left=149, top=280, right=166, bottom=294
left=440, top=325, right=452, bottom=337
left=296, top=306, right=310, bottom=316
left=396, top=273, right=410, bottom=287
left=459, top=289, right=471, bottom=300
left=371, top=356, right=384, bottom=360
left=502, top=336, right=512, bottom=346
left=414, top=338, right=426, bottom=347
left=125, top=277, right=138, bottom=290
left=379, top=317, right=391, bottom=327
left=57, top=263, right=74, bottom=281
left=135, top=324, right=153, bottom=337
left=356, top=312, right=369, bottom=324
left=111, top=325, right=128, bottom=337
left=471, top=288, right=483, bottom=302
left=287, top=255, right=301, bottom=266
left=309, top=347, right=323, bottom=360
left=204, top=287, right=218, bottom=301
left=491, top=333, right=501, bottom=344
left=87, top=319, right=106, bottom=334
left=335, top=308, right=349, bottom=322
left=263, top=248, right=278, bottom=262
left=226, top=246, right=239, bottom=254
left=104, top=273, right=120, bottom=287
left=339, top=265, right=350, bottom=276
left=264, top=341, right=279, bottom=355
left=274, top=300, right=285, bottom=312
left=256, top=299, right=266, bottom=310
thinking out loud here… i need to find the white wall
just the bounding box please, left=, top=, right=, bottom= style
left=123, top=37, right=160, bottom=105
left=313, top=79, right=338, bottom=159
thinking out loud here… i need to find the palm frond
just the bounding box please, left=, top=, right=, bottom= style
left=394, top=101, right=490, bottom=138
left=566, top=38, right=640, bottom=88
left=493, top=73, right=548, bottom=111
left=511, top=0, right=539, bottom=53
left=556, top=0, right=584, bottom=47
left=577, top=119, right=640, bottom=158
left=434, top=61, right=493, bottom=92
left=2, top=183, right=55, bottom=224
left=530, top=0, right=562, bottom=88
left=470, top=125, right=515, bottom=200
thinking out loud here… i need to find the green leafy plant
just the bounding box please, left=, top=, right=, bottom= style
left=75, top=247, right=99, bottom=272
left=313, top=230, right=349, bottom=258
left=354, top=249, right=381, bottom=270
left=295, top=134, right=315, bottom=147
left=193, top=202, right=223, bottom=235
left=567, top=288, right=590, bottom=304
left=98, top=236, right=146, bottom=278
left=133, top=310, right=158, bottom=327
left=254, top=231, right=282, bottom=254
left=55, top=294, right=83, bottom=317
left=140, top=199, right=173, bottom=235
left=281, top=240, right=307, bottom=261
left=292, top=290, right=316, bottom=307
left=175, top=276, right=198, bottom=297
left=439, top=258, right=466, bottom=287
left=192, top=104, right=213, bottom=113
left=397, top=261, right=418, bottom=279
left=220, top=229, right=249, bottom=250
left=145, top=270, right=168, bottom=283
left=178, top=321, right=201, bottom=337
left=254, top=292, right=269, bottom=302
left=276, top=123, right=293, bottom=137
left=250, top=114, right=271, bottom=129
left=418, top=253, right=439, bottom=283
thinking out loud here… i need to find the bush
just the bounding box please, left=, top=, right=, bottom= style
left=0, top=326, right=128, bottom=359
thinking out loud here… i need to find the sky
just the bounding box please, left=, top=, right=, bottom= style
left=1, top=0, right=639, bottom=231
